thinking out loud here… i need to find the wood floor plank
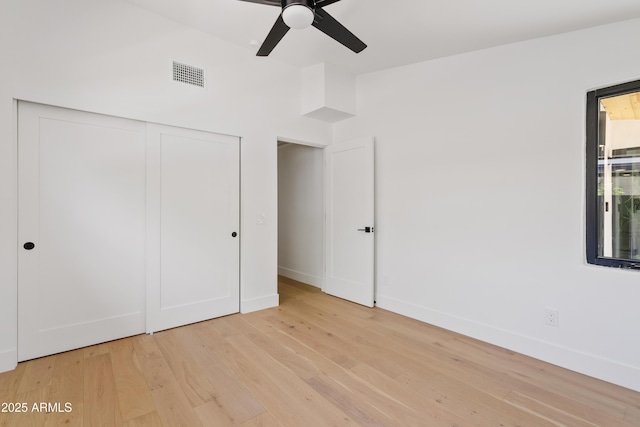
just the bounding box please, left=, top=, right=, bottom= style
left=501, top=379, right=636, bottom=426
left=148, top=386, right=200, bottom=427
left=193, top=400, right=237, bottom=427
left=0, top=363, right=27, bottom=427
left=16, top=355, right=56, bottom=395
left=241, top=314, right=432, bottom=426
left=213, top=334, right=358, bottom=426
left=174, top=324, right=265, bottom=423
left=83, top=343, right=110, bottom=359
left=0, top=363, right=26, bottom=394
left=83, top=353, right=120, bottom=426
left=241, top=412, right=283, bottom=427
left=259, top=310, right=362, bottom=371
left=129, top=335, right=170, bottom=391
left=207, top=345, right=307, bottom=426
left=123, top=411, right=164, bottom=427
left=277, top=277, right=322, bottom=296
left=437, top=334, right=630, bottom=417
left=304, top=374, right=390, bottom=427
left=111, top=341, right=156, bottom=421
left=227, top=314, right=325, bottom=381
left=108, top=337, right=135, bottom=354
left=205, top=317, right=352, bottom=425
left=7, top=384, right=51, bottom=427
left=279, top=280, right=372, bottom=321
left=46, top=349, right=83, bottom=427
left=338, top=303, right=603, bottom=418
left=349, top=362, right=471, bottom=426
left=504, top=390, right=600, bottom=427
left=205, top=315, right=250, bottom=338
left=153, top=328, right=217, bottom=407
left=53, top=348, right=84, bottom=370
left=625, top=403, right=640, bottom=425
left=345, top=324, right=517, bottom=401
left=397, top=369, right=559, bottom=427
left=132, top=335, right=202, bottom=427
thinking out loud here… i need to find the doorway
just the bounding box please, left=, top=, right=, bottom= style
left=276, top=137, right=376, bottom=307
left=277, top=141, right=325, bottom=289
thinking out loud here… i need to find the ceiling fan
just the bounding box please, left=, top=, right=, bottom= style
left=238, top=0, right=367, bottom=56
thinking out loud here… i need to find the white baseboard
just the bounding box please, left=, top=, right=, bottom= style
left=278, top=267, right=323, bottom=288
left=376, top=294, right=640, bottom=393
left=0, top=348, right=17, bottom=374
left=241, top=293, right=279, bottom=314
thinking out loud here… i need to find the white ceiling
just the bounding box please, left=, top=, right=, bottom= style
left=123, top=0, right=640, bottom=75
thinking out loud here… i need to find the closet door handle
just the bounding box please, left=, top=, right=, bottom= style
left=23, top=242, right=35, bottom=250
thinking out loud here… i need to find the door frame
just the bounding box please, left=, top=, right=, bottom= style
left=0, top=100, right=20, bottom=372
left=276, top=136, right=328, bottom=291
left=276, top=135, right=376, bottom=302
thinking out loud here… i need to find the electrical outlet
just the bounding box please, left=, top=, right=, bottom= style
left=545, top=308, right=559, bottom=327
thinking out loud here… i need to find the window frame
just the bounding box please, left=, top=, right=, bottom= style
left=586, top=78, right=640, bottom=269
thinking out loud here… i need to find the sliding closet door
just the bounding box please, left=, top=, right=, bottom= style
left=18, top=103, right=240, bottom=360
left=18, top=102, right=147, bottom=361
left=146, top=124, right=240, bottom=333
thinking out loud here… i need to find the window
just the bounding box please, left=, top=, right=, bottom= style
left=586, top=79, right=640, bottom=268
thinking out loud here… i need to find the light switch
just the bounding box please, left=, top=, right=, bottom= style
left=256, top=213, right=266, bottom=225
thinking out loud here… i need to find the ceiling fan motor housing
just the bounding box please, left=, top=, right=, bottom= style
left=282, top=0, right=315, bottom=11
left=282, top=0, right=315, bottom=29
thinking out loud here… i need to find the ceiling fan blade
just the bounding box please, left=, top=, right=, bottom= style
left=237, top=0, right=281, bottom=6
left=312, top=8, right=366, bottom=53
left=316, top=0, right=342, bottom=7
left=257, top=14, right=290, bottom=56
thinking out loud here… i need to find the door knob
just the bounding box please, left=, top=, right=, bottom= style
left=23, top=242, right=35, bottom=250
left=357, top=227, right=373, bottom=233
left=231, top=232, right=238, bottom=237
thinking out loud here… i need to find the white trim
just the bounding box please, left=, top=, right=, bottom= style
left=241, top=294, right=279, bottom=314
left=278, top=267, right=323, bottom=288
left=376, top=294, right=640, bottom=392
left=145, top=127, right=161, bottom=334
left=277, top=136, right=327, bottom=149
left=0, top=348, right=17, bottom=374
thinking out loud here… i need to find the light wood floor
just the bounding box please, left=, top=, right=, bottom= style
left=1, top=276, right=639, bottom=426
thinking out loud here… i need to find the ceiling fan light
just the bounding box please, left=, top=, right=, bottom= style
left=282, top=4, right=314, bottom=29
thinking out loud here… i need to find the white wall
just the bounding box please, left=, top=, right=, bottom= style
left=278, top=144, right=324, bottom=287
left=334, top=18, right=640, bottom=391
left=0, top=0, right=331, bottom=372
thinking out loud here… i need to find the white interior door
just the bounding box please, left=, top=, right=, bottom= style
left=325, top=137, right=375, bottom=307
left=18, top=102, right=147, bottom=361
left=146, top=124, right=240, bottom=333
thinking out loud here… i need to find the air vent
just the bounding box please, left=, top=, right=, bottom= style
left=172, top=61, right=205, bottom=88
